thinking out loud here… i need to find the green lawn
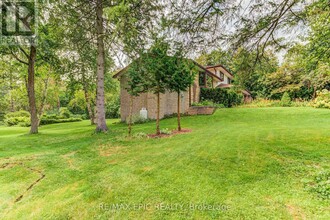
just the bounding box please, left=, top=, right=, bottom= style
left=0, top=108, right=329, bottom=219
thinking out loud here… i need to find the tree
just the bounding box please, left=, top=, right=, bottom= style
left=166, top=55, right=196, bottom=131
left=125, top=60, right=149, bottom=136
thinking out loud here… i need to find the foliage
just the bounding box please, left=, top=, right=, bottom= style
left=231, top=48, right=278, bottom=98
left=132, top=132, right=148, bottom=139
left=160, top=128, right=172, bottom=135
left=4, top=111, right=31, bottom=127
left=126, top=114, right=151, bottom=125
left=242, top=98, right=311, bottom=108
left=4, top=110, right=30, bottom=119
left=3, top=109, right=84, bottom=127
left=305, top=171, right=330, bottom=200
left=280, top=92, right=291, bottom=107
left=200, top=88, right=243, bottom=107
left=191, top=100, right=225, bottom=108
left=68, top=90, right=87, bottom=115
left=311, top=90, right=330, bottom=109
left=105, top=96, right=120, bottom=119
left=4, top=116, right=31, bottom=127
left=59, top=107, right=72, bottom=119
left=39, top=117, right=82, bottom=125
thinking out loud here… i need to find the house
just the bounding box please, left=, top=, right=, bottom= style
left=113, top=61, right=251, bottom=122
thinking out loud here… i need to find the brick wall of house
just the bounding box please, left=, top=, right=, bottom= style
left=119, top=74, right=198, bottom=122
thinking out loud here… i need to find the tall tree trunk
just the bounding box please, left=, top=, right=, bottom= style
left=128, top=95, right=133, bottom=136
left=83, top=82, right=95, bottom=125
left=38, top=77, right=49, bottom=126
left=313, top=85, right=317, bottom=99
left=177, top=91, right=181, bottom=131
left=27, top=45, right=38, bottom=134
left=9, top=73, right=14, bottom=112
left=156, top=92, right=160, bottom=135
left=95, top=0, right=108, bottom=132
left=55, top=81, right=60, bottom=111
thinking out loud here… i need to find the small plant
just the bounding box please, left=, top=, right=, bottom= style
left=280, top=92, right=292, bottom=107
left=311, top=90, right=330, bottom=109
left=132, top=132, right=148, bottom=139
left=127, top=114, right=150, bottom=125
left=305, top=171, right=330, bottom=200
left=160, top=128, right=172, bottom=135
left=59, top=107, right=72, bottom=119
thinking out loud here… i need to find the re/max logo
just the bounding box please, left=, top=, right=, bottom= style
left=1, top=1, right=36, bottom=36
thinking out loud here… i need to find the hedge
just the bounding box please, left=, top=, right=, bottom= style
left=200, top=88, right=243, bottom=107
left=3, top=110, right=83, bottom=127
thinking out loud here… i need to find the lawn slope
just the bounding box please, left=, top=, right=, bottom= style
left=0, top=108, right=329, bottom=219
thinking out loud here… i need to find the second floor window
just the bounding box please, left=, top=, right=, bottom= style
left=220, top=72, right=224, bottom=81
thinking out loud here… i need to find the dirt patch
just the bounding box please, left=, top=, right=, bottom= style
left=143, top=167, right=153, bottom=171
left=286, top=204, right=306, bottom=220
left=148, top=129, right=192, bottom=139
left=98, top=145, right=126, bottom=157
left=62, top=151, right=77, bottom=169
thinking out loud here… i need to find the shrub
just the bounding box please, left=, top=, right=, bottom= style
left=0, top=112, right=5, bottom=121
left=4, top=110, right=30, bottom=119
left=160, top=128, right=172, bottom=135
left=312, top=90, right=330, bottom=109
left=243, top=98, right=311, bottom=108
left=59, top=107, right=72, bottom=119
left=127, top=114, right=150, bottom=125
left=200, top=88, right=243, bottom=107
left=280, top=92, right=292, bottom=107
left=4, top=111, right=30, bottom=127
left=40, top=117, right=82, bottom=125
left=4, top=116, right=30, bottom=127
left=132, top=132, right=148, bottom=139
left=106, top=96, right=120, bottom=119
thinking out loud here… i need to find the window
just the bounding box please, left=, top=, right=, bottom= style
left=228, top=78, right=231, bottom=84
left=199, top=72, right=206, bottom=87
left=220, top=72, right=224, bottom=81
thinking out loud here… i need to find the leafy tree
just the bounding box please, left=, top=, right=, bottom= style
left=126, top=60, right=149, bottom=136
left=145, top=40, right=171, bottom=135
left=166, top=55, right=196, bottom=131
left=280, top=92, right=291, bottom=106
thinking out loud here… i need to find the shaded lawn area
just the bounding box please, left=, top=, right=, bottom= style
left=0, top=107, right=329, bottom=219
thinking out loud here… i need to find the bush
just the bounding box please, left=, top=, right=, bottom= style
left=192, top=100, right=225, bottom=108
left=200, top=88, right=243, bottom=107
left=0, top=112, right=5, bottom=121
left=4, top=116, right=30, bottom=127
left=160, top=128, right=172, bottom=135
left=40, top=117, right=82, bottom=125
left=132, top=132, right=148, bottom=139
left=4, top=110, right=30, bottom=119
left=280, top=92, right=292, bottom=107
left=312, top=90, right=330, bottom=109
left=3, top=109, right=84, bottom=127
left=106, top=97, right=120, bottom=119
left=127, top=114, right=150, bottom=125
left=59, top=107, right=72, bottom=119
left=4, top=111, right=30, bottom=127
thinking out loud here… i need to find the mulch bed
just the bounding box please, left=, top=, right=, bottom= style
left=147, top=129, right=192, bottom=139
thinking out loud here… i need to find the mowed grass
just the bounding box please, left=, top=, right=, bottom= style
left=0, top=107, right=329, bottom=219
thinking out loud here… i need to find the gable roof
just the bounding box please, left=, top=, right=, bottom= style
left=113, top=60, right=223, bottom=82
left=205, top=64, right=234, bottom=79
